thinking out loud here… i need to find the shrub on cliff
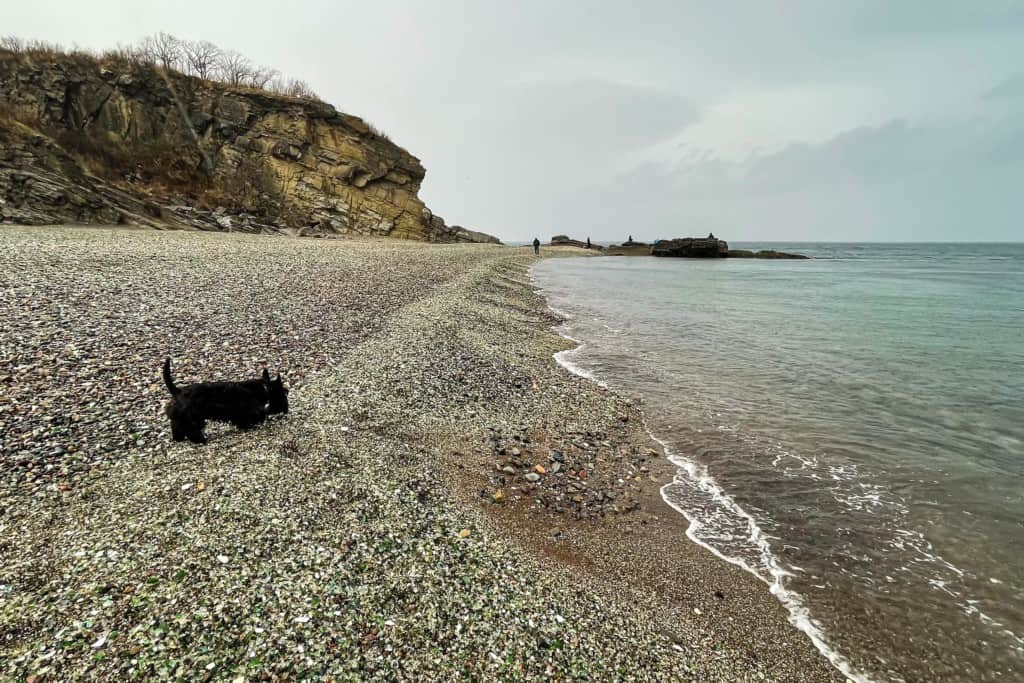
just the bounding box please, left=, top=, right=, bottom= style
left=0, top=33, right=321, bottom=102
left=51, top=128, right=211, bottom=198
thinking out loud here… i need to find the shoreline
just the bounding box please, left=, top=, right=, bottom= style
left=531, top=261, right=866, bottom=683
left=439, top=250, right=842, bottom=681
left=1, top=227, right=839, bottom=680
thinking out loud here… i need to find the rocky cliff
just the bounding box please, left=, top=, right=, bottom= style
left=0, top=49, right=499, bottom=243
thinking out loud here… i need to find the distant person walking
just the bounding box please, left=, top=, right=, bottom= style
left=533, top=237, right=540, bottom=255
left=586, top=237, right=591, bottom=249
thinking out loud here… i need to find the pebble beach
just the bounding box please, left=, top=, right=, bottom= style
left=0, top=227, right=841, bottom=681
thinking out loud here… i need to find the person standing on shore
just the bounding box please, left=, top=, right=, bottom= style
left=587, top=237, right=591, bottom=249
left=533, top=237, right=540, bottom=255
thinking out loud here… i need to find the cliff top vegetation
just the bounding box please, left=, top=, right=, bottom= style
left=1, top=33, right=321, bottom=103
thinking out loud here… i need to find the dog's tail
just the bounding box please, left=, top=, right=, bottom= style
left=162, top=357, right=179, bottom=396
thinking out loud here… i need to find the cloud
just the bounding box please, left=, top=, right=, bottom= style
left=985, top=74, right=1024, bottom=99
left=727, top=121, right=929, bottom=193
left=587, top=115, right=1024, bottom=241
left=417, top=78, right=698, bottom=236
left=6, top=0, right=1024, bottom=241
left=431, top=99, right=1024, bottom=242
left=487, top=79, right=698, bottom=177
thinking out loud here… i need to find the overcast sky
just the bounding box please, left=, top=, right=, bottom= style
left=8, top=1, right=1024, bottom=242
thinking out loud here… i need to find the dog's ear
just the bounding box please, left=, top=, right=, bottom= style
left=276, top=373, right=281, bottom=382
left=262, top=367, right=270, bottom=382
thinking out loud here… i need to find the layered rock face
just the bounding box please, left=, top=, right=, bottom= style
left=0, top=119, right=167, bottom=227
left=0, top=50, right=499, bottom=243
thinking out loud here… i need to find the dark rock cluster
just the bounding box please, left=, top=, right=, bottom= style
left=727, top=249, right=808, bottom=259
left=651, top=238, right=808, bottom=259
left=483, top=429, right=651, bottom=520
left=651, top=237, right=729, bottom=258
left=549, top=235, right=600, bottom=250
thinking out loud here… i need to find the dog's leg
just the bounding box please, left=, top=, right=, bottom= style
left=250, top=407, right=268, bottom=428
left=232, top=406, right=268, bottom=430
left=167, top=401, right=184, bottom=441
left=231, top=416, right=257, bottom=430
left=183, top=417, right=207, bottom=444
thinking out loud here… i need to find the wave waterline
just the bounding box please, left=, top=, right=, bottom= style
left=531, top=266, right=871, bottom=683
left=531, top=247, right=1024, bottom=682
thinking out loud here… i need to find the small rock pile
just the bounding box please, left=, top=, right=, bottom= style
left=483, top=428, right=655, bottom=519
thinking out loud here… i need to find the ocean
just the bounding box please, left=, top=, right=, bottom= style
left=532, top=243, right=1024, bottom=683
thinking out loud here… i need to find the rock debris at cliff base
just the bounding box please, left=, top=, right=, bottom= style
left=0, top=227, right=837, bottom=681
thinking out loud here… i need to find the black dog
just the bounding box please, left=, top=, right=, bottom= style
left=163, top=357, right=289, bottom=444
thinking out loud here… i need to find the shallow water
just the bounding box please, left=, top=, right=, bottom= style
left=533, top=243, right=1024, bottom=683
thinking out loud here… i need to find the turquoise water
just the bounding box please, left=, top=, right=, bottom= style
left=533, top=244, right=1024, bottom=683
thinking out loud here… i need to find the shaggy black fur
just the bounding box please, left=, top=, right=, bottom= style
left=163, top=357, right=289, bottom=444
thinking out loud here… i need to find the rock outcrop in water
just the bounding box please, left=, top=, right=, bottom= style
left=727, top=249, right=808, bottom=259
left=0, top=49, right=499, bottom=243
left=550, top=234, right=601, bottom=250
left=650, top=237, right=807, bottom=259
left=651, top=237, right=729, bottom=258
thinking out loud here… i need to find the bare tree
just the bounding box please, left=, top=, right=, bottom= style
left=268, top=77, right=320, bottom=101
left=101, top=43, right=144, bottom=64
left=140, top=32, right=183, bottom=71
left=0, top=35, right=25, bottom=52
left=247, top=65, right=280, bottom=90
left=126, top=40, right=155, bottom=65
left=3, top=32, right=322, bottom=102
left=182, top=39, right=221, bottom=79
left=216, top=50, right=254, bottom=86
left=284, top=78, right=320, bottom=100
left=1, top=36, right=63, bottom=55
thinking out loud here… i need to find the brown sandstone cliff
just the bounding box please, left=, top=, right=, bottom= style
left=0, top=49, right=499, bottom=243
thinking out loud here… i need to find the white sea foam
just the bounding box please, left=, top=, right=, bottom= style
left=653, top=431, right=874, bottom=683
left=548, top=311, right=608, bottom=388
left=530, top=263, right=874, bottom=683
